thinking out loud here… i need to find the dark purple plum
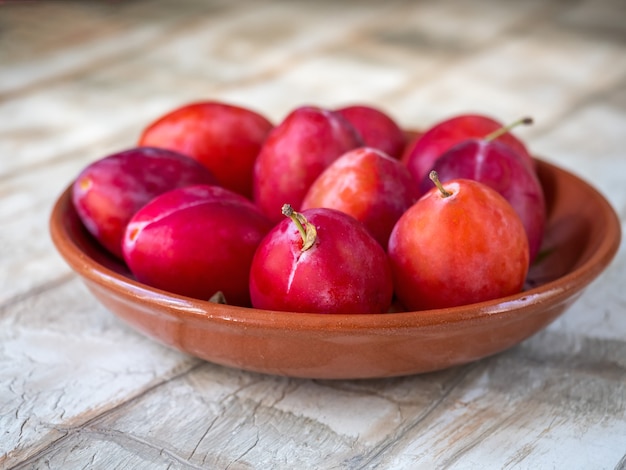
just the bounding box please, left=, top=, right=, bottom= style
left=403, top=115, right=535, bottom=186
left=419, top=139, right=546, bottom=262
left=335, top=105, right=406, bottom=159
left=72, top=147, right=218, bottom=259
left=252, top=106, right=363, bottom=223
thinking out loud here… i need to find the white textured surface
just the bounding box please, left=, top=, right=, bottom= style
left=1, top=0, right=625, bottom=468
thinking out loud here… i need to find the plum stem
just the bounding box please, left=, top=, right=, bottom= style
left=282, top=204, right=317, bottom=251
left=429, top=171, right=452, bottom=198
left=484, top=116, right=533, bottom=142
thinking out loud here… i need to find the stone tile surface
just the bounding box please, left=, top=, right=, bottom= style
left=1, top=1, right=625, bottom=468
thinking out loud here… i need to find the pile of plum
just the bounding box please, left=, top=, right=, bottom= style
left=72, top=102, right=546, bottom=314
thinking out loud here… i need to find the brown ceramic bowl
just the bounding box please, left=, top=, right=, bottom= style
left=50, top=158, right=621, bottom=379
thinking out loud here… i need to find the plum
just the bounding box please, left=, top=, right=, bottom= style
left=122, top=184, right=273, bottom=306
left=403, top=114, right=535, bottom=185
left=389, top=173, right=529, bottom=311
left=72, top=147, right=218, bottom=259
left=418, top=139, right=546, bottom=262
left=335, top=104, right=406, bottom=158
left=252, top=106, right=363, bottom=222
left=249, top=205, right=393, bottom=314
left=301, top=147, right=419, bottom=248
left=139, top=101, right=273, bottom=199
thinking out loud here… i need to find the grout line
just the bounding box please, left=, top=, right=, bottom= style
left=345, top=362, right=482, bottom=469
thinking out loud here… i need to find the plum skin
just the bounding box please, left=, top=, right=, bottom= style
left=72, top=146, right=217, bottom=259
left=249, top=207, right=394, bottom=314
left=335, top=105, right=407, bottom=159
left=301, top=147, right=419, bottom=248
left=252, top=106, right=363, bottom=222
left=388, top=178, right=530, bottom=311
left=122, top=185, right=273, bottom=306
left=419, top=139, right=546, bottom=262
left=139, top=101, right=273, bottom=199
left=402, top=114, right=535, bottom=186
